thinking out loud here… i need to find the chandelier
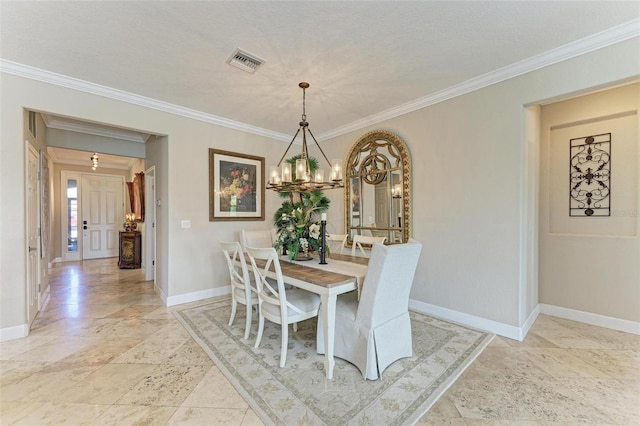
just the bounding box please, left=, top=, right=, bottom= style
left=267, top=82, right=344, bottom=193
left=90, top=152, right=99, bottom=170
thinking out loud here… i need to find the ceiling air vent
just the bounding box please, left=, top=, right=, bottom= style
left=226, top=48, right=265, bottom=74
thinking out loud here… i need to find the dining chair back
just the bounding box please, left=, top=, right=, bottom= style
left=327, top=233, right=348, bottom=255
left=241, top=229, right=275, bottom=251
left=245, top=246, right=321, bottom=367
left=219, top=241, right=258, bottom=340
left=351, top=234, right=387, bottom=257
left=317, top=239, right=422, bottom=379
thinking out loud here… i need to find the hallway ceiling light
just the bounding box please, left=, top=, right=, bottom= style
left=90, top=152, right=99, bottom=170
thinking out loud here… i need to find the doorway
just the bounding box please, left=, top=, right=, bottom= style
left=26, top=144, right=40, bottom=327
left=538, top=83, right=640, bottom=328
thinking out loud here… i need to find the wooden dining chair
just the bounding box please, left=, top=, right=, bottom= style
left=351, top=234, right=387, bottom=257
left=327, top=233, right=348, bottom=255
left=219, top=241, right=258, bottom=340
left=317, top=239, right=422, bottom=380
left=245, top=246, right=321, bottom=367
left=241, top=229, right=276, bottom=251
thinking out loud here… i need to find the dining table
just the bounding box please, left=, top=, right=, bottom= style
left=247, top=252, right=369, bottom=379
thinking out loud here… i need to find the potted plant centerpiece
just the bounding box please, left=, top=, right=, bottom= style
left=274, top=156, right=330, bottom=260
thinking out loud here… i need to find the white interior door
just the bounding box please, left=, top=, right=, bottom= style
left=82, top=175, right=124, bottom=259
left=144, top=168, right=156, bottom=281
left=26, top=145, right=40, bottom=326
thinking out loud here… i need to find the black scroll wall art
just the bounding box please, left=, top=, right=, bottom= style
left=569, top=133, right=611, bottom=217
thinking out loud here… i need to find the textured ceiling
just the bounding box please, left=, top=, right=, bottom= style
left=2, top=1, right=639, bottom=139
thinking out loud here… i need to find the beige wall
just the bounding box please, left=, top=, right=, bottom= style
left=322, top=38, right=639, bottom=335
left=540, top=83, right=640, bottom=322
left=1, top=75, right=287, bottom=334
left=1, top=37, right=639, bottom=338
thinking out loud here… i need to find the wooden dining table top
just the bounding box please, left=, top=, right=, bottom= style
left=246, top=252, right=369, bottom=289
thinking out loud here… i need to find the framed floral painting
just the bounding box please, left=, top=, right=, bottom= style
left=209, top=149, right=265, bottom=221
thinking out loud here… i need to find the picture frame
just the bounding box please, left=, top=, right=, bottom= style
left=209, top=148, right=265, bottom=221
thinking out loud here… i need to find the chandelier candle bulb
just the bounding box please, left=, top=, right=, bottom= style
left=296, top=158, right=308, bottom=181
left=269, top=166, right=279, bottom=184
left=321, top=213, right=327, bottom=221
left=282, top=163, right=292, bottom=183
left=314, top=169, right=324, bottom=183
left=331, top=159, right=343, bottom=181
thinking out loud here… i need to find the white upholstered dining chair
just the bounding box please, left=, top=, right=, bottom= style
left=241, top=229, right=276, bottom=251
left=327, top=233, right=348, bottom=255
left=317, top=239, right=422, bottom=380
left=351, top=234, right=387, bottom=257
left=245, top=246, right=321, bottom=367
left=219, top=241, right=258, bottom=340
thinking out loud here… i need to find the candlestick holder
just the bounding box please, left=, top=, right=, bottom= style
left=319, top=219, right=327, bottom=264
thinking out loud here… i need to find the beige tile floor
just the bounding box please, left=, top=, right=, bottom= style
left=1, top=258, right=638, bottom=425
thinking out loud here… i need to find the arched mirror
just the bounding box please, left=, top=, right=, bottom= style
left=344, top=130, right=411, bottom=246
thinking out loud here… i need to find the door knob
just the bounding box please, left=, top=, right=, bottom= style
left=83, top=225, right=88, bottom=230
left=28, top=247, right=37, bottom=252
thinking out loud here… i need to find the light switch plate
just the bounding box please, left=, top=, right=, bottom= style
left=181, top=220, right=191, bottom=229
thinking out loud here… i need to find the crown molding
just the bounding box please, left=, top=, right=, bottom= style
left=318, top=18, right=640, bottom=141
left=0, top=59, right=293, bottom=143
left=2, top=19, right=638, bottom=143
left=41, top=113, right=151, bottom=143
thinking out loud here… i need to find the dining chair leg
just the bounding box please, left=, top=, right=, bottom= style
left=244, top=304, right=252, bottom=340
left=254, top=314, right=265, bottom=348
left=228, top=296, right=237, bottom=326
left=280, top=323, right=288, bottom=367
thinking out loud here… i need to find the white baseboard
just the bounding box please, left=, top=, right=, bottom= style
left=520, top=304, right=540, bottom=340
left=155, top=283, right=168, bottom=305
left=540, top=304, right=640, bottom=335
left=48, top=257, right=62, bottom=268
left=40, top=285, right=51, bottom=312
left=0, top=324, right=29, bottom=342
left=409, top=299, right=526, bottom=341
left=161, top=285, right=231, bottom=307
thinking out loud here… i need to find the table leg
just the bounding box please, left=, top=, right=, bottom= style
left=321, top=293, right=337, bottom=379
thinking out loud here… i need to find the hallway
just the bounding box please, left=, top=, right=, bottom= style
left=0, top=259, right=261, bottom=425
left=0, top=258, right=638, bottom=424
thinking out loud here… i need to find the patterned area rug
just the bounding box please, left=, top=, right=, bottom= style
left=175, top=298, right=493, bottom=425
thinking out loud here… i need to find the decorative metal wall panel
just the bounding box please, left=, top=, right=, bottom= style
left=569, top=133, right=611, bottom=217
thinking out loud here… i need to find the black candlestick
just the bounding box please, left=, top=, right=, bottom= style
left=319, top=219, right=327, bottom=264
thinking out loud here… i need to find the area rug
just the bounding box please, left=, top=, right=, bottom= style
left=174, top=298, right=493, bottom=425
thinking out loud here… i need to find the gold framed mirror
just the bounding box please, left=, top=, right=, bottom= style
left=344, top=130, right=411, bottom=246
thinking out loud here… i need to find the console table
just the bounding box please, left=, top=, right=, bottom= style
left=118, top=231, right=141, bottom=269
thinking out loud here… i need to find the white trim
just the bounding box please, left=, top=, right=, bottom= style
left=521, top=304, right=540, bottom=340
left=0, top=59, right=291, bottom=142
left=165, top=286, right=231, bottom=307
left=409, top=299, right=526, bottom=341
left=155, top=282, right=168, bottom=306
left=319, top=19, right=640, bottom=140
left=0, top=324, right=29, bottom=342
left=144, top=166, right=156, bottom=282
left=540, top=303, right=640, bottom=335
left=1, top=19, right=637, bottom=142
